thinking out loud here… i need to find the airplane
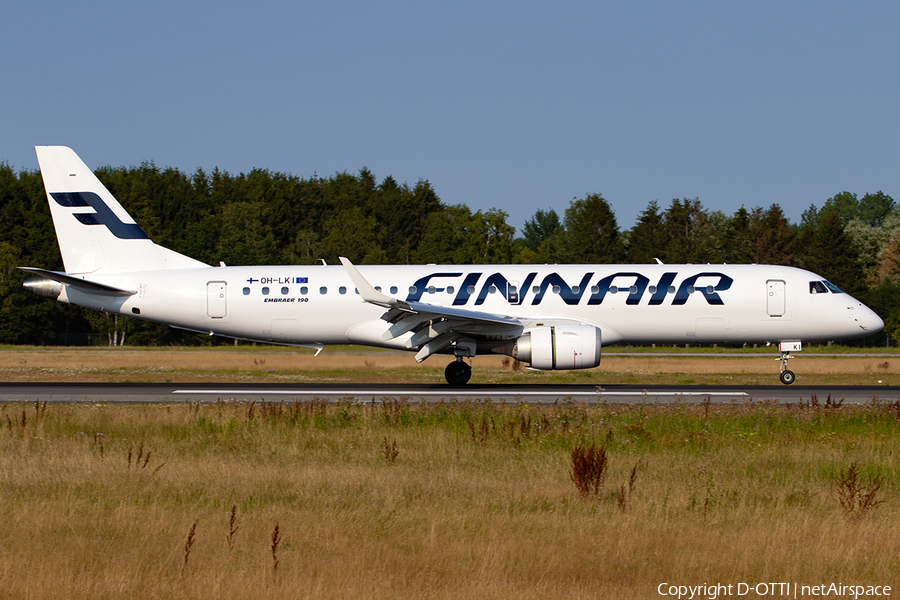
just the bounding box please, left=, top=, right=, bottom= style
left=20, top=146, right=884, bottom=386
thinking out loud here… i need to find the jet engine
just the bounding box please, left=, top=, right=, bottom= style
left=506, top=324, right=602, bottom=370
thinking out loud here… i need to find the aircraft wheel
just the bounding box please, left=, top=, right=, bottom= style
left=780, top=370, right=795, bottom=385
left=445, top=361, right=472, bottom=386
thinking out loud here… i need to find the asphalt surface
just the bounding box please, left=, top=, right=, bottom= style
left=0, top=382, right=897, bottom=404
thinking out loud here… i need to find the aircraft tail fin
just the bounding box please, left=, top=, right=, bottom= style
left=35, top=146, right=208, bottom=274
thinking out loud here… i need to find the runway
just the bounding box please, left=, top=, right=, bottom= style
left=0, top=382, right=897, bottom=404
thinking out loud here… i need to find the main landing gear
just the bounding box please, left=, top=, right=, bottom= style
left=444, top=359, right=472, bottom=386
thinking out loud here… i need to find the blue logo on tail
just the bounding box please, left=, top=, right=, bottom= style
left=51, top=192, right=148, bottom=240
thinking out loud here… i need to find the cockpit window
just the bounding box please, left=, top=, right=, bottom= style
left=809, top=281, right=828, bottom=294
left=822, top=280, right=844, bottom=294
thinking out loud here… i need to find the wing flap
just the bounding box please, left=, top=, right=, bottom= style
left=408, top=320, right=454, bottom=348
left=383, top=314, right=429, bottom=341
left=414, top=332, right=461, bottom=362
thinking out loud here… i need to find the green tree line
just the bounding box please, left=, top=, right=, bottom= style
left=0, top=161, right=897, bottom=345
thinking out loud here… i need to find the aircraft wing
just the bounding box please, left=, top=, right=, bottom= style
left=340, top=257, right=523, bottom=361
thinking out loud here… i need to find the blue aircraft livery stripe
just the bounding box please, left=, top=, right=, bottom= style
left=51, top=192, right=149, bottom=240
left=407, top=270, right=735, bottom=307
left=50, top=192, right=92, bottom=207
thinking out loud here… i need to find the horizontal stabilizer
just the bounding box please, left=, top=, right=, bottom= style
left=18, top=267, right=136, bottom=295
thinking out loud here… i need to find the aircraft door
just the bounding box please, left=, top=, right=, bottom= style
left=207, top=282, right=227, bottom=318
left=766, top=280, right=785, bottom=317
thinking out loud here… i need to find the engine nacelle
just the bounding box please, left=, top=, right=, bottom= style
left=509, top=324, right=602, bottom=370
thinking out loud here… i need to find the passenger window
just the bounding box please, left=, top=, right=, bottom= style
left=610, top=286, right=618, bottom=294
left=390, top=286, right=398, bottom=294
left=300, top=286, right=308, bottom=295
left=242, top=287, right=250, bottom=295
left=668, top=286, right=676, bottom=294
left=262, top=287, right=270, bottom=295
left=339, top=286, right=347, bottom=295
left=447, top=286, right=455, bottom=294
left=687, top=285, right=695, bottom=294
left=429, top=286, right=436, bottom=294
left=591, top=286, right=599, bottom=294
left=319, top=287, right=327, bottom=294
left=489, top=285, right=497, bottom=294
left=532, top=286, right=540, bottom=294
left=281, top=287, right=289, bottom=295
left=648, top=285, right=657, bottom=294
left=468, top=285, right=476, bottom=294
left=409, top=286, right=417, bottom=294
left=552, top=285, right=561, bottom=294
left=571, top=286, right=580, bottom=294
left=706, top=285, right=714, bottom=294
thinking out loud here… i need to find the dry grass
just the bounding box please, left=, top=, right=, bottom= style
left=0, top=346, right=895, bottom=385
left=0, top=400, right=897, bottom=599
left=570, top=443, right=607, bottom=497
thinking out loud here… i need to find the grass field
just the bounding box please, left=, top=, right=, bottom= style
left=0, top=345, right=897, bottom=385
left=0, top=346, right=898, bottom=598
left=0, top=399, right=898, bottom=599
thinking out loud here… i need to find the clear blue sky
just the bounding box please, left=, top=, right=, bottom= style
left=3, top=1, right=898, bottom=233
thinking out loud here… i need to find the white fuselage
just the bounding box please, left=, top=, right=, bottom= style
left=59, top=263, right=882, bottom=352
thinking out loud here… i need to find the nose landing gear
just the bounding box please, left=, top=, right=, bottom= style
left=777, top=341, right=800, bottom=385
left=779, top=366, right=795, bottom=385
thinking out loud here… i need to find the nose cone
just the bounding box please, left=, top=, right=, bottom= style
left=847, top=298, right=884, bottom=336
left=860, top=305, right=885, bottom=335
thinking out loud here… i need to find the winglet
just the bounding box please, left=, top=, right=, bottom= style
left=339, top=257, right=405, bottom=309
